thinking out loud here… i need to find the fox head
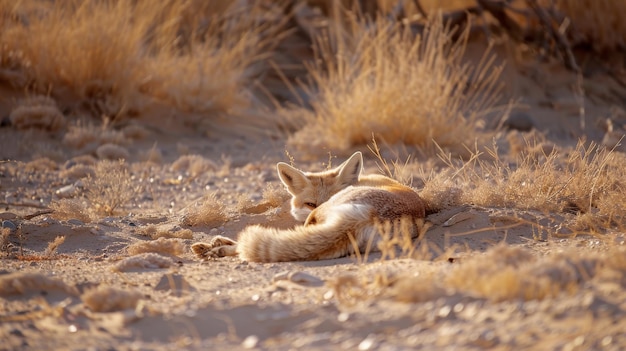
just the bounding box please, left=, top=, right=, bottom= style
left=276, top=152, right=363, bottom=221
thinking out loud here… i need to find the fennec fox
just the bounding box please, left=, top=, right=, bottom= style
left=191, top=152, right=426, bottom=262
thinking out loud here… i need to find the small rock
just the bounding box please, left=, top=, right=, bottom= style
left=242, top=335, right=259, bottom=349
left=502, top=112, right=534, bottom=132
left=55, top=184, right=77, bottom=198
left=1, top=220, right=17, bottom=231
left=67, top=219, right=85, bottom=226
left=0, top=212, right=18, bottom=220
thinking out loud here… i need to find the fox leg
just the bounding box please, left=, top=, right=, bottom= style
left=191, top=235, right=238, bottom=259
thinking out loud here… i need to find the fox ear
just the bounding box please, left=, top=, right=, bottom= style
left=336, top=151, right=363, bottom=185
left=277, top=162, right=309, bottom=195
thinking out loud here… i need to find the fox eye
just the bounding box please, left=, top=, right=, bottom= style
left=304, top=202, right=317, bottom=209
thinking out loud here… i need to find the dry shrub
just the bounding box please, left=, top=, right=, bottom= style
left=334, top=244, right=626, bottom=305
left=181, top=193, right=228, bottom=227
left=84, top=160, right=141, bottom=216
left=63, top=122, right=128, bottom=150
left=59, top=164, right=95, bottom=180
left=552, top=0, right=626, bottom=52
left=43, top=235, right=65, bottom=258
left=140, top=144, right=163, bottom=165
left=95, top=143, right=130, bottom=160
left=141, top=225, right=193, bottom=240
left=262, top=183, right=291, bottom=208
left=171, top=155, right=217, bottom=176
left=434, top=140, right=626, bottom=230
left=286, top=15, right=502, bottom=155
left=0, top=272, right=78, bottom=296
left=126, top=237, right=185, bottom=257
left=81, top=286, right=142, bottom=312
left=1, top=227, right=11, bottom=255
left=122, top=124, right=150, bottom=140
left=49, top=199, right=91, bottom=223
left=9, top=95, right=65, bottom=131
left=0, top=1, right=284, bottom=120
left=112, top=252, right=175, bottom=272
left=22, top=157, right=58, bottom=172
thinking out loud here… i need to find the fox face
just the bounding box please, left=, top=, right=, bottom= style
left=277, top=152, right=363, bottom=222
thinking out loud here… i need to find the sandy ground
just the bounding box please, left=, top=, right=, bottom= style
left=2, top=46, right=626, bottom=350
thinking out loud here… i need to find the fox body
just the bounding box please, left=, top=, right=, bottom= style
left=191, top=152, right=426, bottom=262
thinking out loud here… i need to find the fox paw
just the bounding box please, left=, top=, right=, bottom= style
left=191, top=235, right=237, bottom=260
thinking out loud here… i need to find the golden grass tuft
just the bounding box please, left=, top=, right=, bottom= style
left=0, top=1, right=285, bottom=120
left=0, top=272, right=78, bottom=296
left=95, top=143, right=130, bottom=160
left=181, top=192, right=228, bottom=227
left=9, top=95, right=65, bottom=131
left=43, top=235, right=65, bottom=258
left=112, top=252, right=175, bottom=272
left=49, top=199, right=91, bottom=223
left=171, top=155, right=217, bottom=177
left=63, top=121, right=128, bottom=150
left=81, top=286, right=142, bottom=312
left=59, top=164, right=95, bottom=181
left=126, top=237, right=185, bottom=257
left=430, top=140, right=626, bottom=231
left=286, top=16, right=503, bottom=155
left=141, top=225, right=193, bottom=240
left=84, top=160, right=141, bottom=216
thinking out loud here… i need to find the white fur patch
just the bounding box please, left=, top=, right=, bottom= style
left=291, top=207, right=311, bottom=222
left=325, top=203, right=371, bottom=224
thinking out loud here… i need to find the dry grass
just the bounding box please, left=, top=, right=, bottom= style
left=0, top=272, right=78, bottom=296
left=84, top=160, right=141, bottom=216
left=1, top=227, right=11, bottom=256
left=332, top=242, right=626, bottom=305
left=181, top=192, right=228, bottom=227
left=0, top=0, right=284, bottom=120
left=126, top=237, right=185, bottom=257
left=49, top=199, right=92, bottom=223
left=141, top=226, right=193, bottom=240
left=9, top=95, right=65, bottom=131
left=171, top=155, right=218, bottom=177
left=423, top=139, right=626, bottom=231
left=43, top=235, right=65, bottom=258
left=286, top=15, right=503, bottom=155
left=112, top=252, right=175, bottom=272
left=81, top=286, right=142, bottom=312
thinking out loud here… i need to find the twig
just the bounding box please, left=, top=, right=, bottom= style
left=0, top=202, right=49, bottom=209
left=524, top=0, right=580, bottom=72
left=22, top=209, right=54, bottom=220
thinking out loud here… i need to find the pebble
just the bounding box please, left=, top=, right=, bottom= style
left=67, top=219, right=84, bottom=226
left=1, top=220, right=17, bottom=231
left=502, top=112, right=534, bottom=132
left=55, top=184, right=77, bottom=198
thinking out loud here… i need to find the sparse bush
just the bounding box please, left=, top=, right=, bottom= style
left=9, top=95, right=65, bottom=131
left=81, top=286, right=142, bottom=312
left=0, top=272, right=78, bottom=296
left=286, top=16, right=503, bottom=155
left=126, top=237, right=185, bottom=257
left=181, top=192, right=228, bottom=227
left=112, top=252, right=175, bottom=272
left=84, top=160, right=141, bottom=216
left=95, top=143, right=130, bottom=160
left=49, top=199, right=92, bottom=223
left=0, top=1, right=285, bottom=120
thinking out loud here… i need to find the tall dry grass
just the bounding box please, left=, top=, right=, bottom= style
left=422, top=139, right=626, bottom=232
left=286, top=15, right=503, bottom=155
left=0, top=0, right=284, bottom=119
